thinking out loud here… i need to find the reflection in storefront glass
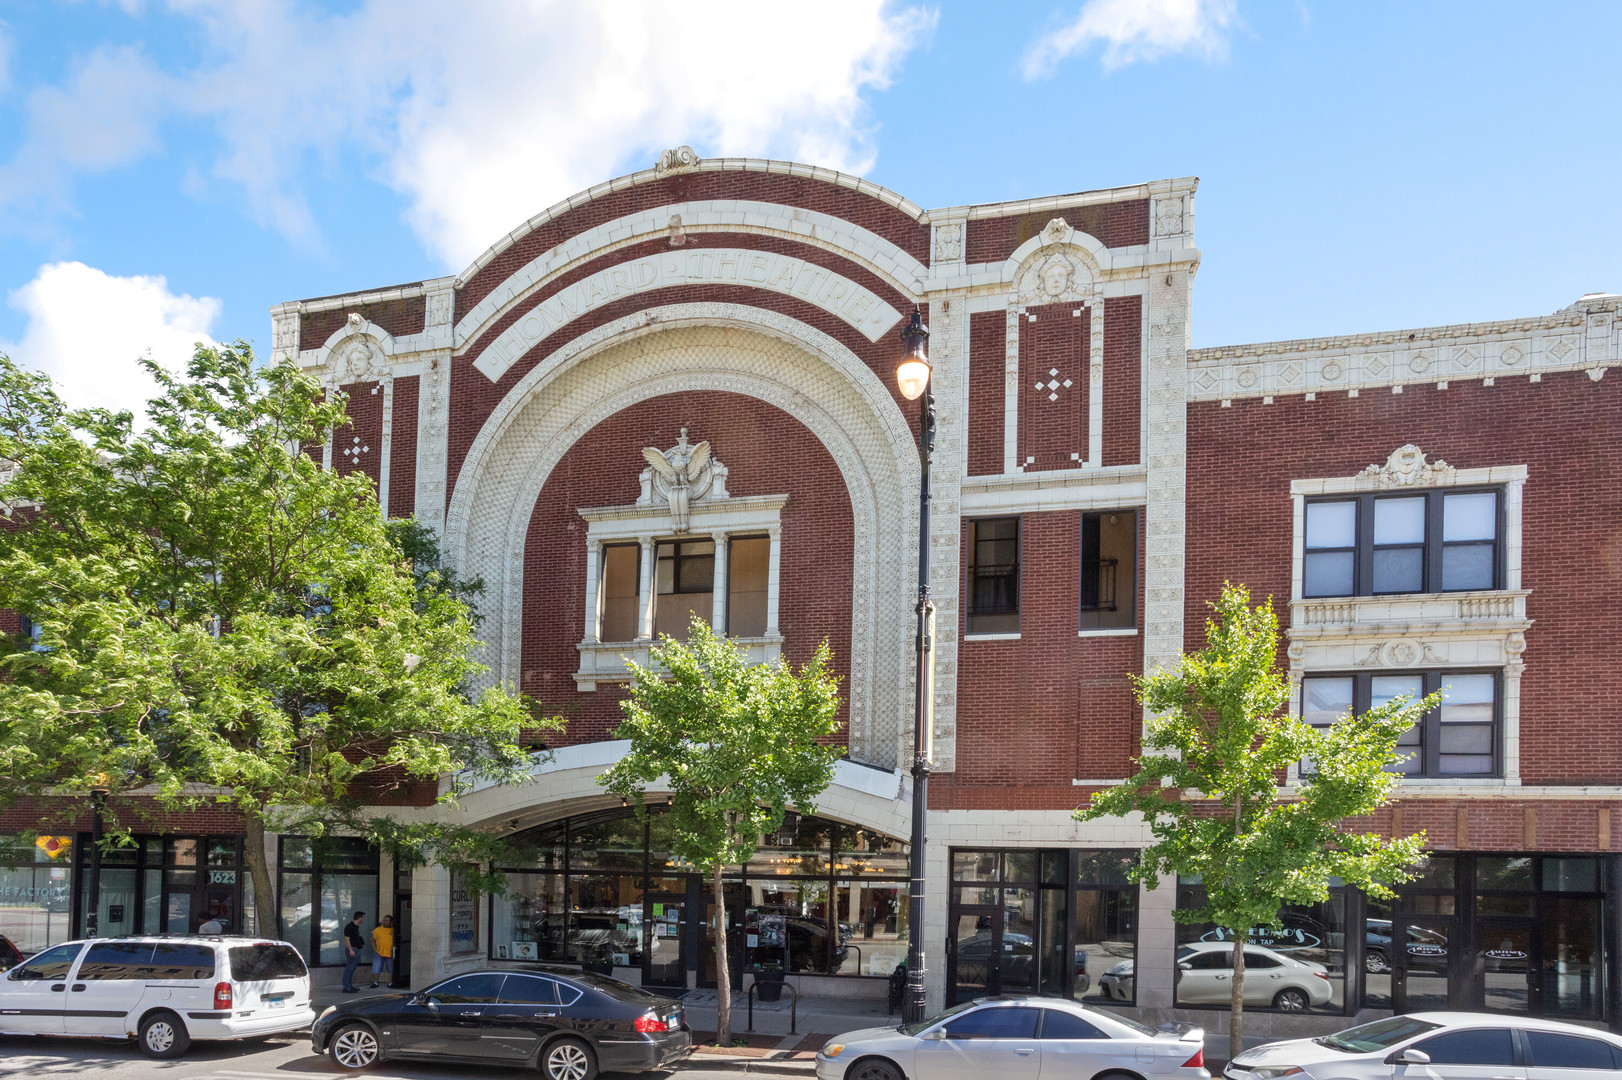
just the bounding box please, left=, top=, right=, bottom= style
left=1174, top=889, right=1346, bottom=1013
left=1401, top=916, right=1453, bottom=1011
left=1541, top=896, right=1600, bottom=1018
left=1476, top=921, right=1533, bottom=1012
left=1073, top=886, right=1136, bottom=1005
left=832, top=880, right=906, bottom=976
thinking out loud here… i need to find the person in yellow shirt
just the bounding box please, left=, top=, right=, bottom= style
left=368, top=915, right=395, bottom=989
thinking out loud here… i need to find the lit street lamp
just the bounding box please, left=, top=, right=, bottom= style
left=895, top=305, right=934, bottom=1023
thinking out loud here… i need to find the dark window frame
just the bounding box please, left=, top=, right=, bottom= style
left=1303, top=487, right=1504, bottom=598
left=657, top=539, right=716, bottom=595
left=1301, top=669, right=1503, bottom=779
left=965, top=516, right=1021, bottom=636
left=1079, top=508, right=1139, bottom=631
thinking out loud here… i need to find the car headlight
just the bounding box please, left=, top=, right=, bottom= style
left=821, top=1043, right=845, bottom=1058
left=1252, top=1068, right=1304, bottom=1079
left=318, top=1005, right=337, bottom=1022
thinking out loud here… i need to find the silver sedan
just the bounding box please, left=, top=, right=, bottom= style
left=816, top=996, right=1209, bottom=1080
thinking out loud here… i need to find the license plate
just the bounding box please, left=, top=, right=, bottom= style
left=266, top=998, right=286, bottom=1009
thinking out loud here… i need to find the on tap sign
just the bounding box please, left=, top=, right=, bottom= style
left=35, top=836, right=71, bottom=860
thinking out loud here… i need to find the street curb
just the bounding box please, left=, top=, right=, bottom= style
left=684, top=1054, right=817, bottom=1073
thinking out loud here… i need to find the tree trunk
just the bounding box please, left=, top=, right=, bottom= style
left=712, top=863, right=730, bottom=1046
left=243, top=817, right=277, bottom=939
left=1229, top=935, right=1246, bottom=1062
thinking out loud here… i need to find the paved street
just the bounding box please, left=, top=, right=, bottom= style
left=0, top=1033, right=802, bottom=1079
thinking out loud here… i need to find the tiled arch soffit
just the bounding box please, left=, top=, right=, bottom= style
left=443, top=305, right=923, bottom=768
left=454, top=201, right=931, bottom=359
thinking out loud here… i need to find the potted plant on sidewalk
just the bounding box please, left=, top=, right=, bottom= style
left=752, top=960, right=785, bottom=1002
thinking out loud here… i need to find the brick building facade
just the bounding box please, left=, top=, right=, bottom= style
left=7, top=152, right=1618, bottom=1035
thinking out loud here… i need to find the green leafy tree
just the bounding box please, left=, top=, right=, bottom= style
left=600, top=620, right=842, bottom=1045
left=0, top=346, right=557, bottom=934
left=1079, top=584, right=1431, bottom=1058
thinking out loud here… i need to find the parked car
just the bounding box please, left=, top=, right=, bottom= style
left=0, top=934, right=24, bottom=971
left=1363, top=919, right=1448, bottom=973
left=1224, top=1012, right=1622, bottom=1080
left=311, top=967, right=690, bottom=1079
left=1098, top=941, right=1331, bottom=1011
left=0, top=935, right=313, bottom=1057
left=817, top=996, right=1208, bottom=1080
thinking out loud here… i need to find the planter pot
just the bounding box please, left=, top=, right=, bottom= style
left=755, top=977, right=784, bottom=1002
left=583, top=960, right=614, bottom=976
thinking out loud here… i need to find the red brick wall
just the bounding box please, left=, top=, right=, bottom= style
left=967, top=311, right=1006, bottom=477
left=1185, top=371, right=1622, bottom=786
left=388, top=375, right=420, bottom=519
left=302, top=295, right=425, bottom=348
left=457, top=172, right=931, bottom=316
left=519, top=391, right=854, bottom=748
left=1102, top=295, right=1142, bottom=467
left=1018, top=303, right=1089, bottom=471
left=446, top=245, right=919, bottom=506
left=0, top=797, right=247, bottom=835
left=965, top=201, right=1150, bottom=265
left=334, top=380, right=384, bottom=485
left=1341, top=800, right=1622, bottom=853
left=945, top=508, right=1144, bottom=809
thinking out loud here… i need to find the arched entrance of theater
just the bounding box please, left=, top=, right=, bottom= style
left=486, top=806, right=910, bottom=992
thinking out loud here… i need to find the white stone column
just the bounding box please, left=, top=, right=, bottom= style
left=636, top=535, right=656, bottom=640
left=378, top=376, right=395, bottom=518
left=764, top=525, right=782, bottom=638
left=1088, top=289, right=1105, bottom=467
left=409, top=863, right=453, bottom=984
left=710, top=530, right=730, bottom=634
left=581, top=538, right=603, bottom=643
left=1135, top=873, right=1178, bottom=1014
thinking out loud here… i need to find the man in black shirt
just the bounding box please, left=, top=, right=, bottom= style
left=342, top=911, right=366, bottom=992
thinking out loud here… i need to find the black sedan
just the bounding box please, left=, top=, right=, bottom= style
left=311, top=967, right=691, bottom=1079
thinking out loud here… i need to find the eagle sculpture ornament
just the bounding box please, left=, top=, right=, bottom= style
left=640, top=430, right=713, bottom=533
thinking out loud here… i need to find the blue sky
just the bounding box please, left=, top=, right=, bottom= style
left=2, top=1, right=1619, bottom=414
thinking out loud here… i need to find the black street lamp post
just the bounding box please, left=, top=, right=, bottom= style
left=895, top=306, right=934, bottom=1023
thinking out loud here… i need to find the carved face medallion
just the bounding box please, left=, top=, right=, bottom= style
left=1040, top=258, right=1072, bottom=298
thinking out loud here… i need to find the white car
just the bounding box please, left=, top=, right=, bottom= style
left=1099, top=941, right=1332, bottom=1012
left=817, top=996, right=1209, bottom=1080
left=1226, top=1012, right=1622, bottom=1080
left=0, top=935, right=315, bottom=1058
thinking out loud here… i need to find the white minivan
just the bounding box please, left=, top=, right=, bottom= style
left=0, top=935, right=315, bottom=1057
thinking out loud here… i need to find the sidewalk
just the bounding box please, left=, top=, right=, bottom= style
left=677, top=987, right=896, bottom=1073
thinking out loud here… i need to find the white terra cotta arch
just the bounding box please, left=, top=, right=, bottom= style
left=442, top=304, right=921, bottom=767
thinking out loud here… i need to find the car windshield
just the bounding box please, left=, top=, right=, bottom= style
left=1318, top=1016, right=1442, bottom=1052
left=901, top=1000, right=977, bottom=1036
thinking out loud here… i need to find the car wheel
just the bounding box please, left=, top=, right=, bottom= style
left=137, top=1010, right=191, bottom=1059
left=1365, top=950, right=1390, bottom=973
left=330, top=1023, right=382, bottom=1071
left=1273, top=987, right=1310, bottom=1012
left=847, top=1057, right=904, bottom=1080
left=540, top=1036, right=597, bottom=1080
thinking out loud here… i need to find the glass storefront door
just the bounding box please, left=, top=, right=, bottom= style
left=949, top=908, right=998, bottom=1000
left=645, top=892, right=687, bottom=988
left=1474, top=918, right=1535, bottom=1013
left=701, top=882, right=746, bottom=989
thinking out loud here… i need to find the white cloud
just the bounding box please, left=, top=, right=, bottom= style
left=1, top=262, right=221, bottom=417
left=3, top=1, right=935, bottom=268
left=0, top=25, right=12, bottom=94
left=0, top=45, right=174, bottom=210
left=1022, top=0, right=1236, bottom=78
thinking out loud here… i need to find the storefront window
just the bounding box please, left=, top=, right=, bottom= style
left=0, top=834, right=74, bottom=954
left=1175, top=883, right=1347, bottom=1014
left=488, top=808, right=909, bottom=986
left=947, top=847, right=1137, bottom=1005
left=277, top=836, right=379, bottom=966
left=832, top=880, right=907, bottom=975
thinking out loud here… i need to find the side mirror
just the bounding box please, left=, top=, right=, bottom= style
left=1391, top=1049, right=1431, bottom=1066
left=1178, top=963, right=1193, bottom=971
left=923, top=1028, right=947, bottom=1041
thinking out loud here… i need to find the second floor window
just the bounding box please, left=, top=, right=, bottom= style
left=1304, top=489, right=1501, bottom=598
left=1079, top=510, right=1137, bottom=631
left=967, top=517, right=1020, bottom=635
left=654, top=539, right=714, bottom=638
left=1302, top=670, right=1499, bottom=778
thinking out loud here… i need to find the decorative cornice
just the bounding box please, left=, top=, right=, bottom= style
left=1188, top=295, right=1620, bottom=402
